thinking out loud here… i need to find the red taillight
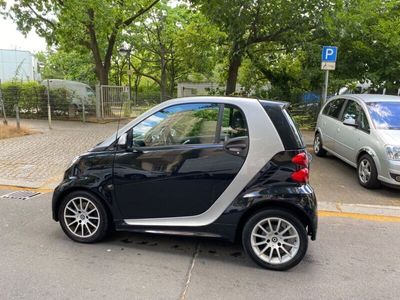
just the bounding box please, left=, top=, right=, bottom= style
left=291, top=168, right=309, bottom=183
left=291, top=152, right=309, bottom=183
left=291, top=152, right=309, bottom=167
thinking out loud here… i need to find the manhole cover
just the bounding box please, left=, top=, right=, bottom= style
left=0, top=190, right=42, bottom=200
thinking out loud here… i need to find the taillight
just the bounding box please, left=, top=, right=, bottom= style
left=291, top=152, right=309, bottom=183
left=291, top=152, right=309, bottom=167
left=291, top=168, right=309, bottom=183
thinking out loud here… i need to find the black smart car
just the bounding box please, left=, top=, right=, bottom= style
left=52, top=97, right=317, bottom=270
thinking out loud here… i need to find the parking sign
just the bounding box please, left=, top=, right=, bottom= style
left=321, top=46, right=337, bottom=62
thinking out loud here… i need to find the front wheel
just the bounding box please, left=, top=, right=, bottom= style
left=242, top=210, right=308, bottom=271
left=58, top=191, right=110, bottom=243
left=357, top=154, right=380, bottom=189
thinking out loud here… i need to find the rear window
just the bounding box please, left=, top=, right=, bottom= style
left=260, top=101, right=305, bottom=150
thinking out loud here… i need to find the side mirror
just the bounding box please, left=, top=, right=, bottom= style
left=343, top=118, right=358, bottom=127
left=117, top=130, right=139, bottom=152
left=117, top=133, right=128, bottom=149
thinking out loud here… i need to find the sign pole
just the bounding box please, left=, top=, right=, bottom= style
left=321, top=46, right=338, bottom=105
left=323, top=70, right=329, bottom=104
left=47, top=79, right=52, bottom=129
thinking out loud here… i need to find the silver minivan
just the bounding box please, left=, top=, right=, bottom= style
left=314, top=94, right=400, bottom=189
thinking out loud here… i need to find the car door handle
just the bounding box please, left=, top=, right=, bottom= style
left=226, top=143, right=247, bottom=151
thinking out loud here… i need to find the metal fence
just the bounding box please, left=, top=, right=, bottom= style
left=0, top=81, right=97, bottom=125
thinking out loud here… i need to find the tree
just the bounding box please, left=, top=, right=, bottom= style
left=120, top=1, right=221, bottom=101
left=1, top=0, right=160, bottom=85
left=36, top=50, right=97, bottom=85
left=190, top=0, right=328, bottom=95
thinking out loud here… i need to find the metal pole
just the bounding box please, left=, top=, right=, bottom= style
left=15, top=104, right=20, bottom=129
left=0, top=79, right=8, bottom=125
left=323, top=70, right=329, bottom=104
left=128, top=52, right=133, bottom=106
left=81, top=98, right=86, bottom=123
left=47, top=79, right=52, bottom=129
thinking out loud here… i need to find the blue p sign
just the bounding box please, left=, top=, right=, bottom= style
left=322, top=46, right=338, bottom=62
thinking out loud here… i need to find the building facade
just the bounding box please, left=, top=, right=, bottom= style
left=0, top=49, right=40, bottom=82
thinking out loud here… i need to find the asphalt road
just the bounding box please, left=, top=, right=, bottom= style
left=1, top=191, right=399, bottom=300
left=310, top=152, right=400, bottom=207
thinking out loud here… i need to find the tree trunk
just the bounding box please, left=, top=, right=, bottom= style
left=225, top=41, right=243, bottom=95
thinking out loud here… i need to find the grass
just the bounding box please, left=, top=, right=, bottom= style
left=0, top=124, right=34, bottom=140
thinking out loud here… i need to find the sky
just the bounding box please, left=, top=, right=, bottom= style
left=0, top=1, right=47, bottom=53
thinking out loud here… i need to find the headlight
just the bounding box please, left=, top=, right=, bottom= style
left=385, top=145, right=400, bottom=161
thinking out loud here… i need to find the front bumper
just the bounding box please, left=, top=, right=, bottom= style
left=380, top=159, right=400, bottom=186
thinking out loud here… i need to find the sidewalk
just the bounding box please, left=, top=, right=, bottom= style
left=0, top=119, right=123, bottom=188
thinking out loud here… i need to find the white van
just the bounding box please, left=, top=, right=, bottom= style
left=41, top=79, right=95, bottom=110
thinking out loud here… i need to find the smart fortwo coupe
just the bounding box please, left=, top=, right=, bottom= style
left=52, top=97, right=317, bottom=270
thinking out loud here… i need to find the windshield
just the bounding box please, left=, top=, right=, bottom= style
left=367, top=102, right=400, bottom=130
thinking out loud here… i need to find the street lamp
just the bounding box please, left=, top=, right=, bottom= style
left=118, top=47, right=132, bottom=104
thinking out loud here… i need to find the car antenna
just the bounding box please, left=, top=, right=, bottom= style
left=114, top=94, right=127, bottom=146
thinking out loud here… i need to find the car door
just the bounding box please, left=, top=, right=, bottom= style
left=320, top=98, right=346, bottom=152
left=112, top=102, right=249, bottom=219
left=335, top=100, right=370, bottom=164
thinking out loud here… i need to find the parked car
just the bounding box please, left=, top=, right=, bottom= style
left=52, top=96, right=317, bottom=271
left=314, top=94, right=400, bottom=189
left=41, top=79, right=95, bottom=110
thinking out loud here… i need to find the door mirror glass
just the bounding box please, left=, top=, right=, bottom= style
left=343, top=117, right=357, bottom=126
left=117, top=133, right=128, bottom=148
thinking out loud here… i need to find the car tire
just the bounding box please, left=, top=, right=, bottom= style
left=313, top=133, right=327, bottom=157
left=357, top=154, right=381, bottom=189
left=242, top=209, right=308, bottom=271
left=58, top=191, right=110, bottom=243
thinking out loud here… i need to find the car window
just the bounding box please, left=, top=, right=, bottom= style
left=342, top=100, right=359, bottom=123
left=358, top=109, right=370, bottom=131
left=220, top=105, right=248, bottom=141
left=131, top=103, right=219, bottom=147
left=324, top=99, right=345, bottom=119
left=367, top=102, right=400, bottom=130
left=342, top=100, right=370, bottom=131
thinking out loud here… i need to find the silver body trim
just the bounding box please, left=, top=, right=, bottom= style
left=98, top=96, right=285, bottom=227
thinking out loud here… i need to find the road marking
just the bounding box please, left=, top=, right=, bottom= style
left=319, top=210, right=400, bottom=223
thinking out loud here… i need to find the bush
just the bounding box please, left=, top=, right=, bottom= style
left=0, top=81, right=72, bottom=118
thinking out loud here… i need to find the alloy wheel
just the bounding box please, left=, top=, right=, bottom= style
left=314, top=136, right=321, bottom=153
left=250, top=217, right=300, bottom=265
left=358, top=159, right=372, bottom=184
left=63, top=197, right=100, bottom=238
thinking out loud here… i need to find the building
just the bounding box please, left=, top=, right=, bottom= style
left=177, top=82, right=243, bottom=97
left=0, top=49, right=40, bottom=82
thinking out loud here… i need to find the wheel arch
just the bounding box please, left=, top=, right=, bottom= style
left=357, top=147, right=381, bottom=173
left=235, top=201, right=315, bottom=243
left=53, top=187, right=113, bottom=222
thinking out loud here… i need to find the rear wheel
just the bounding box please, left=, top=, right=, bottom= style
left=58, top=191, right=110, bottom=243
left=242, top=210, right=308, bottom=271
left=313, top=133, right=327, bottom=157
left=357, top=154, right=380, bottom=189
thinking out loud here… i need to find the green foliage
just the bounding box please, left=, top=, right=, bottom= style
left=0, top=81, right=72, bottom=118
left=36, top=50, right=97, bottom=86
left=1, top=0, right=161, bottom=84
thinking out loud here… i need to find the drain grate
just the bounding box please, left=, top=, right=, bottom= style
left=0, top=190, right=42, bottom=200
